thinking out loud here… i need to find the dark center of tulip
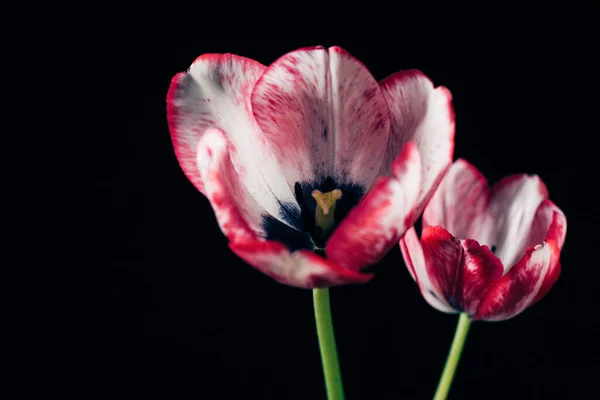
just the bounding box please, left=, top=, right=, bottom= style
left=262, top=177, right=365, bottom=253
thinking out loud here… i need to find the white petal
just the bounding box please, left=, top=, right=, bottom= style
left=489, top=175, right=548, bottom=271
left=380, top=70, right=455, bottom=212
left=423, top=159, right=495, bottom=246
left=167, top=54, right=300, bottom=228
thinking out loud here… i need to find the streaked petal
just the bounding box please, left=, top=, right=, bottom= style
left=423, top=159, right=494, bottom=246
left=167, top=54, right=298, bottom=227
left=489, top=175, right=548, bottom=271
left=400, top=227, right=456, bottom=313
left=325, top=142, right=420, bottom=271
left=419, top=226, right=463, bottom=308
left=251, top=46, right=330, bottom=185
left=380, top=70, right=455, bottom=213
left=251, top=46, right=390, bottom=190
left=529, top=199, right=567, bottom=250
left=167, top=71, right=208, bottom=193
left=401, top=226, right=504, bottom=315
left=329, top=47, right=391, bottom=188
left=474, top=241, right=560, bottom=321
left=196, top=129, right=265, bottom=240
left=459, top=239, right=504, bottom=315
left=229, top=239, right=372, bottom=288
left=529, top=200, right=567, bottom=304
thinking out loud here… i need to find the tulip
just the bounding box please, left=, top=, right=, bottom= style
left=167, top=46, right=454, bottom=399
left=400, top=159, right=567, bottom=399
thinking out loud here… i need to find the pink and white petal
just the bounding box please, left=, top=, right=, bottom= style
left=531, top=244, right=561, bottom=305
left=196, top=128, right=265, bottom=241
left=167, top=54, right=297, bottom=226
left=400, top=227, right=456, bottom=313
left=473, top=240, right=560, bottom=321
left=489, top=175, right=549, bottom=272
left=251, top=46, right=390, bottom=190
left=325, top=143, right=421, bottom=271
left=251, top=46, right=330, bottom=185
left=380, top=70, right=455, bottom=212
left=229, top=239, right=372, bottom=289
left=329, top=47, right=391, bottom=188
left=523, top=201, right=566, bottom=305
left=423, top=159, right=494, bottom=246
left=528, top=199, right=567, bottom=250
left=167, top=72, right=208, bottom=194
left=459, top=239, right=504, bottom=315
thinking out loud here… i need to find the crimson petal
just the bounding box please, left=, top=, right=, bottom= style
left=474, top=240, right=560, bottom=321
left=229, top=239, right=372, bottom=289
left=400, top=227, right=456, bottom=313
left=326, top=142, right=421, bottom=271
left=402, top=226, right=504, bottom=315
left=459, top=239, right=504, bottom=315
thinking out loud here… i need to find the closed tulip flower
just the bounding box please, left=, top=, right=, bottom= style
left=400, top=159, right=567, bottom=399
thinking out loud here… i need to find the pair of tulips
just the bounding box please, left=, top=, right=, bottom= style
left=166, top=46, right=566, bottom=399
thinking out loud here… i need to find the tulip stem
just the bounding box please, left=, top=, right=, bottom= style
left=433, top=313, right=471, bottom=400
left=313, top=288, right=344, bottom=400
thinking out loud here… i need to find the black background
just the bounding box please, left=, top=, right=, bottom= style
left=106, top=35, right=597, bottom=399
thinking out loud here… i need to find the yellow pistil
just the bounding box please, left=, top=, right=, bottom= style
left=311, top=189, right=343, bottom=239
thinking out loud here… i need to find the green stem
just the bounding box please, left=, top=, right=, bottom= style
left=433, top=313, right=471, bottom=400
left=313, top=288, right=344, bottom=400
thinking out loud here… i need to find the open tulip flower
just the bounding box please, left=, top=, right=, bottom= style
left=400, top=159, right=567, bottom=399
left=167, top=46, right=455, bottom=289
left=166, top=45, right=454, bottom=400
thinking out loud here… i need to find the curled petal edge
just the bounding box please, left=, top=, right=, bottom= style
left=326, top=141, right=421, bottom=271
left=230, top=239, right=373, bottom=289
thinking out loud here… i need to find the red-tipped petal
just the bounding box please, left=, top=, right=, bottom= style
left=531, top=258, right=561, bottom=306
left=251, top=46, right=390, bottom=190
left=196, top=129, right=265, bottom=240
left=401, top=226, right=504, bottom=315
left=529, top=199, right=567, bottom=250
left=167, top=72, right=207, bottom=194
left=400, top=227, right=456, bottom=313
left=423, top=159, right=494, bottom=246
left=379, top=70, right=455, bottom=214
left=489, top=174, right=549, bottom=271
left=229, top=239, right=372, bottom=289
left=474, top=240, right=560, bottom=321
left=528, top=201, right=566, bottom=304
left=325, top=143, right=421, bottom=271
left=459, top=239, right=504, bottom=315
left=167, top=54, right=297, bottom=227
